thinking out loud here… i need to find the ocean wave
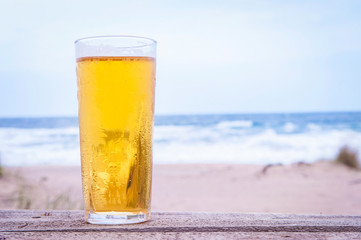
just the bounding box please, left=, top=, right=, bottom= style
left=154, top=129, right=361, bottom=164
left=283, top=122, right=297, bottom=133
left=217, top=120, right=253, bottom=129
left=307, top=123, right=322, bottom=131
left=0, top=127, right=80, bottom=166
left=0, top=124, right=360, bottom=166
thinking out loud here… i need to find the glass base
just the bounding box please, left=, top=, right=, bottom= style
left=87, top=211, right=150, bottom=225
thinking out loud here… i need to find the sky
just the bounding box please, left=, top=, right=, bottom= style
left=0, top=0, right=361, bottom=117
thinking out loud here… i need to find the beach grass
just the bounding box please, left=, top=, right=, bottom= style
left=1, top=169, right=83, bottom=210
left=335, top=146, right=360, bottom=170
left=46, top=191, right=82, bottom=210
left=14, top=176, right=34, bottom=209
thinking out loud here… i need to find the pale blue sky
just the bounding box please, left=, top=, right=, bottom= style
left=0, top=0, right=360, bottom=117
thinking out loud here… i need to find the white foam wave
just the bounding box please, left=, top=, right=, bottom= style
left=307, top=123, right=322, bottom=131
left=283, top=122, right=297, bottom=132
left=0, top=127, right=80, bottom=166
left=154, top=129, right=361, bottom=164
left=0, top=125, right=360, bottom=166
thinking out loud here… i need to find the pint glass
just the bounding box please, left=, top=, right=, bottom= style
left=75, top=36, right=156, bottom=224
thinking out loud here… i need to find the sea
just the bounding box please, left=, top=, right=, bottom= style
left=0, top=112, right=360, bottom=167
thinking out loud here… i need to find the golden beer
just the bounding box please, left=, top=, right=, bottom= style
left=76, top=56, right=155, bottom=223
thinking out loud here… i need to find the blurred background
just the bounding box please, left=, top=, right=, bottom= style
left=0, top=0, right=360, bottom=213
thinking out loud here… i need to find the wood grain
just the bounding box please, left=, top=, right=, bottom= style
left=0, top=210, right=360, bottom=239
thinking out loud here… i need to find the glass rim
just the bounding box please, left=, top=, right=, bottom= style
left=74, top=35, right=157, bottom=49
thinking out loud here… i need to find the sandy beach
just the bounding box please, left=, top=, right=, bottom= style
left=1, top=161, right=361, bottom=215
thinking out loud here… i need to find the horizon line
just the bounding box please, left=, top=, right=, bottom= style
left=0, top=110, right=360, bottom=119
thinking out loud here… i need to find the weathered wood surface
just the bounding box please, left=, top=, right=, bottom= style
left=0, top=210, right=360, bottom=239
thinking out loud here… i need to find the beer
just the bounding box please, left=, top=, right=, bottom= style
left=77, top=56, right=155, bottom=220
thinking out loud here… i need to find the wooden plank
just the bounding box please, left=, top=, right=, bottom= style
left=2, top=232, right=361, bottom=240
left=0, top=210, right=360, bottom=239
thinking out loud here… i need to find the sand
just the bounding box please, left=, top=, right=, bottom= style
left=1, top=161, right=361, bottom=215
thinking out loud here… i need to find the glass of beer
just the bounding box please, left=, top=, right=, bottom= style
left=75, top=36, right=156, bottom=224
